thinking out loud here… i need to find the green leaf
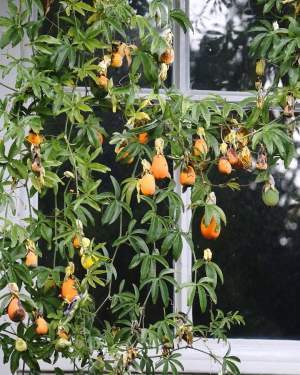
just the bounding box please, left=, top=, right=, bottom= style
left=10, top=351, right=20, bottom=374
left=170, top=9, right=193, bottom=32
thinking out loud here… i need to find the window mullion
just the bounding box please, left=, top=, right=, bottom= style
left=173, top=0, right=193, bottom=321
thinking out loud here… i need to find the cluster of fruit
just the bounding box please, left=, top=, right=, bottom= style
left=7, top=283, right=48, bottom=347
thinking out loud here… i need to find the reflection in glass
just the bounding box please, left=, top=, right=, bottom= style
left=190, top=0, right=262, bottom=91
left=192, top=125, right=300, bottom=339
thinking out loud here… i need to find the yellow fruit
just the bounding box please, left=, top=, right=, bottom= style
left=15, top=338, right=27, bottom=352
left=81, top=254, right=98, bottom=270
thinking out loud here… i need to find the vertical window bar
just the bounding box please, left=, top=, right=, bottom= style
left=173, top=0, right=193, bottom=321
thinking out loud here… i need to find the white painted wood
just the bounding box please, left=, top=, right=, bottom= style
left=20, top=338, right=300, bottom=374
left=173, top=168, right=193, bottom=321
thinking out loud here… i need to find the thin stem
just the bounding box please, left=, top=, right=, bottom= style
left=25, top=182, right=33, bottom=221
left=64, top=135, right=80, bottom=198
left=0, top=81, right=17, bottom=92
left=53, top=192, right=58, bottom=268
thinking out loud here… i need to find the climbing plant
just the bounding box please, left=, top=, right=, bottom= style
left=0, top=0, right=298, bottom=374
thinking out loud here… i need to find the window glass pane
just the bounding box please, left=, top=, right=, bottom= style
left=190, top=0, right=261, bottom=91
left=39, top=110, right=173, bottom=325
left=192, top=125, right=300, bottom=339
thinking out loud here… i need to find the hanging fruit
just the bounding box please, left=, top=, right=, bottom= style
left=81, top=253, right=99, bottom=270
left=151, top=138, right=170, bottom=179
left=193, top=128, right=208, bottom=157
left=72, top=234, right=81, bottom=249
left=138, top=132, right=149, bottom=144
left=25, top=239, right=38, bottom=268
left=179, top=165, right=196, bottom=186
left=25, top=250, right=38, bottom=268
left=256, top=147, right=268, bottom=170
left=25, top=130, right=44, bottom=146
left=61, top=263, right=79, bottom=304
left=7, top=284, right=26, bottom=323
left=139, top=160, right=156, bottom=196
left=218, top=157, right=232, bottom=175
left=7, top=297, right=26, bottom=322
left=262, top=177, right=279, bottom=207
left=200, top=216, right=220, bottom=240
left=111, top=51, right=123, bottom=68
left=15, top=338, right=27, bottom=352
left=96, top=74, right=109, bottom=90
left=200, top=193, right=221, bottom=240
left=35, top=316, right=49, bottom=335
left=256, top=58, right=266, bottom=77
left=226, top=147, right=239, bottom=166
left=159, top=48, right=174, bottom=65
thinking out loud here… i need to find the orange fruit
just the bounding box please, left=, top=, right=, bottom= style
left=111, top=52, right=123, bottom=68
left=72, top=235, right=81, bottom=249
left=96, top=75, right=108, bottom=90
left=218, top=157, right=232, bottom=174
left=139, top=173, right=156, bottom=196
left=193, top=138, right=208, bottom=156
left=200, top=216, right=220, bottom=240
left=35, top=317, right=49, bottom=335
left=138, top=132, right=149, bottom=144
left=25, top=250, right=38, bottom=268
left=226, top=148, right=239, bottom=166
left=61, top=277, right=78, bottom=304
left=26, top=131, right=44, bottom=145
left=179, top=166, right=196, bottom=186
left=159, top=48, right=175, bottom=65
left=151, top=154, right=170, bottom=180
left=7, top=297, right=26, bottom=322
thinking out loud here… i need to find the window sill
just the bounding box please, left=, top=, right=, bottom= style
left=17, top=338, right=300, bottom=374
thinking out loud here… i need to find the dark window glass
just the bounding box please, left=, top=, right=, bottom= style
left=190, top=0, right=262, bottom=91
left=39, top=110, right=173, bottom=325
left=192, top=129, right=300, bottom=339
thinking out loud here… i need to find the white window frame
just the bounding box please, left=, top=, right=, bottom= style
left=0, top=0, right=299, bottom=373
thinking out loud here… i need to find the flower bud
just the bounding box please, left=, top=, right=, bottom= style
left=15, top=338, right=27, bottom=352
left=64, top=171, right=75, bottom=179
left=219, top=142, right=228, bottom=155
left=81, top=237, right=90, bottom=249
left=203, top=248, right=212, bottom=262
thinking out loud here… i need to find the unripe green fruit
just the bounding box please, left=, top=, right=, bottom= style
left=15, top=338, right=27, bottom=352
left=55, top=338, right=71, bottom=351
left=262, top=185, right=279, bottom=206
